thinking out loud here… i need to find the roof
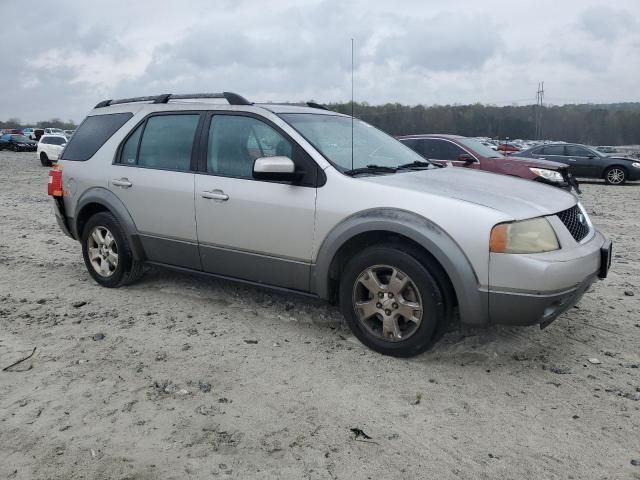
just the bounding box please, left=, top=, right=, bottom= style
left=89, top=92, right=344, bottom=117
left=257, top=104, right=343, bottom=115
left=397, top=133, right=464, bottom=140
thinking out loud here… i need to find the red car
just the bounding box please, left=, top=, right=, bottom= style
left=397, top=134, right=579, bottom=192
left=497, top=143, right=520, bottom=153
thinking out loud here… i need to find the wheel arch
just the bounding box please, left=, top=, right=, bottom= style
left=74, top=188, right=146, bottom=260
left=311, top=208, right=489, bottom=327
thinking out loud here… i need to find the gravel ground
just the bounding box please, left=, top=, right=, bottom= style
left=1, top=151, right=639, bottom=480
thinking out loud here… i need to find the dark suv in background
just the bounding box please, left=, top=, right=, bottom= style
left=513, top=143, right=640, bottom=185
left=398, top=134, right=579, bottom=192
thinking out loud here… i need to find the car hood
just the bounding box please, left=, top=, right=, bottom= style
left=496, top=156, right=568, bottom=169
left=605, top=155, right=636, bottom=162
left=360, top=167, right=576, bottom=220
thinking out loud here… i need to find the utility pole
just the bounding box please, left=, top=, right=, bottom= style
left=535, top=81, right=545, bottom=140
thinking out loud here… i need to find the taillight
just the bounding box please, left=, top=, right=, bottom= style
left=48, top=165, right=63, bottom=197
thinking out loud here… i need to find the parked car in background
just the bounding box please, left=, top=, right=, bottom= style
left=22, top=127, right=45, bottom=141
left=0, top=133, right=37, bottom=151
left=48, top=92, right=611, bottom=357
left=1, top=128, right=23, bottom=135
left=44, top=127, right=65, bottom=136
left=397, top=134, right=579, bottom=192
left=37, top=134, right=67, bottom=166
left=497, top=143, right=520, bottom=153
left=513, top=143, right=640, bottom=185
left=63, top=129, right=75, bottom=138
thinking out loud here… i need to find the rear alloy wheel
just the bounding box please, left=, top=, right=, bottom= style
left=81, top=212, right=144, bottom=287
left=604, top=166, right=626, bottom=185
left=87, top=226, right=119, bottom=278
left=339, top=245, right=447, bottom=357
left=40, top=152, right=51, bottom=167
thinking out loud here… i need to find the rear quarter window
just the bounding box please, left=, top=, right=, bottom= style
left=61, top=112, right=132, bottom=161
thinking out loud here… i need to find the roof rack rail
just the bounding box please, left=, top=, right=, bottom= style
left=94, top=92, right=252, bottom=109
left=307, top=102, right=329, bottom=110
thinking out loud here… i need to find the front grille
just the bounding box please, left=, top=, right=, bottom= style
left=556, top=205, right=590, bottom=242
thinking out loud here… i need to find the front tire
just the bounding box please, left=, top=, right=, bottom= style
left=40, top=152, right=52, bottom=167
left=338, top=245, right=448, bottom=357
left=81, top=212, right=144, bottom=287
left=604, top=166, right=626, bottom=185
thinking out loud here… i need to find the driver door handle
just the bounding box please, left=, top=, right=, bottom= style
left=566, top=158, right=577, bottom=162
left=112, top=178, right=132, bottom=188
left=201, top=190, right=229, bottom=201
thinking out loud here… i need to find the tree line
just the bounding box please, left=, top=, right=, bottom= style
left=327, top=102, right=640, bottom=146
left=0, top=118, right=77, bottom=130
left=3, top=101, right=640, bottom=145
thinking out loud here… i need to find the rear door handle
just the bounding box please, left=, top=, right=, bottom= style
left=201, top=190, right=229, bottom=201
left=566, top=158, right=577, bottom=162
left=112, top=178, right=132, bottom=188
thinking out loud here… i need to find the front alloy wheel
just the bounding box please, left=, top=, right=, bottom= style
left=87, top=226, right=119, bottom=277
left=339, top=244, right=448, bottom=357
left=605, top=167, right=626, bottom=185
left=353, top=265, right=423, bottom=342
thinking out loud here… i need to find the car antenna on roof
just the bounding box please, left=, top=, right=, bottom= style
left=351, top=37, right=354, bottom=172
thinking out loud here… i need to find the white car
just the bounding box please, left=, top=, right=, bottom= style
left=37, top=134, right=67, bottom=166
left=44, top=128, right=65, bottom=136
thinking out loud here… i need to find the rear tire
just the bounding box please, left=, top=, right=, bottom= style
left=40, top=152, right=52, bottom=167
left=338, top=244, right=449, bottom=357
left=81, top=212, right=144, bottom=288
left=604, top=166, right=626, bottom=185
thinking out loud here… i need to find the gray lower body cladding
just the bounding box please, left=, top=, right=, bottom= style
left=487, top=273, right=597, bottom=327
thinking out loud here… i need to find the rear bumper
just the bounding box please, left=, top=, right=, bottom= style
left=51, top=197, right=75, bottom=239
left=487, top=230, right=610, bottom=327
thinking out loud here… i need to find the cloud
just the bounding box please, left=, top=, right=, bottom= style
left=0, top=0, right=639, bottom=122
left=578, top=5, right=637, bottom=41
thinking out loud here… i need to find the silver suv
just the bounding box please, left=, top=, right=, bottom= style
left=50, top=92, right=612, bottom=357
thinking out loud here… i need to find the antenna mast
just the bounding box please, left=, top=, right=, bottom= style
left=351, top=38, right=354, bottom=171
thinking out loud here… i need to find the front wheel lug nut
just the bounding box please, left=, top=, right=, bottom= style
left=378, top=292, right=384, bottom=298
left=376, top=303, right=382, bottom=308
left=385, top=309, right=391, bottom=316
left=392, top=303, right=398, bottom=309
left=388, top=292, right=394, bottom=298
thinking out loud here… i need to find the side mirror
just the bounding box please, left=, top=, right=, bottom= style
left=458, top=153, right=475, bottom=165
left=253, top=156, right=301, bottom=182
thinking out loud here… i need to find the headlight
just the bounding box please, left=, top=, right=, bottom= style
left=632, top=162, right=640, bottom=168
left=490, top=217, right=559, bottom=254
left=529, top=168, right=563, bottom=183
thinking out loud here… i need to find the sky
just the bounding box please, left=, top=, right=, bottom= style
left=1, top=0, right=639, bottom=122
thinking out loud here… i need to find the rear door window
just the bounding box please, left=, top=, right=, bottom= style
left=137, top=114, right=200, bottom=171
left=565, top=146, right=592, bottom=157
left=540, top=145, right=565, bottom=156
left=61, top=112, right=132, bottom=161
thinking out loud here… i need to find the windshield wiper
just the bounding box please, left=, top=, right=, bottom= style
left=343, top=164, right=398, bottom=176
left=396, top=160, right=441, bottom=170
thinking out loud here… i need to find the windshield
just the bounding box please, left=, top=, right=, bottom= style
left=11, top=135, right=30, bottom=142
left=458, top=138, right=503, bottom=158
left=280, top=113, right=428, bottom=172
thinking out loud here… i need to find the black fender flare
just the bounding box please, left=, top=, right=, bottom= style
left=311, top=208, right=489, bottom=327
left=73, top=187, right=146, bottom=260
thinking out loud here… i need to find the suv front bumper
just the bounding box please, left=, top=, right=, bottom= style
left=487, top=230, right=611, bottom=327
